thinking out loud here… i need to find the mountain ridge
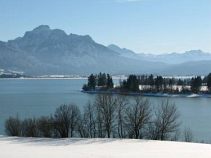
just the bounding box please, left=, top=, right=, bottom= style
left=0, top=25, right=210, bottom=75
left=108, top=44, right=211, bottom=64
left=0, top=25, right=167, bottom=75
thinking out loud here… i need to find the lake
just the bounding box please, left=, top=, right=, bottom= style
left=0, top=79, right=211, bottom=142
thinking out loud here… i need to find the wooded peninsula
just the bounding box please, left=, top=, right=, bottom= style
left=82, top=73, right=211, bottom=96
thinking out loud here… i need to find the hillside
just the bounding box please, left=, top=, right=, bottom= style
left=1, top=137, right=211, bottom=158
left=108, top=44, right=211, bottom=64
left=0, top=25, right=166, bottom=75
left=161, top=60, right=211, bottom=75
left=0, top=25, right=211, bottom=75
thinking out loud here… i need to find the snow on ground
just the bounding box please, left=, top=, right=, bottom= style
left=0, top=136, right=211, bottom=158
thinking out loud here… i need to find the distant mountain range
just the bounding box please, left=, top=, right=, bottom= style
left=0, top=25, right=210, bottom=75
left=108, top=44, right=211, bottom=64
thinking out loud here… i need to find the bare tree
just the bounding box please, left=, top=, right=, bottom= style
left=95, top=103, right=105, bottom=138
left=80, top=101, right=96, bottom=138
left=116, top=96, right=128, bottom=138
left=183, top=127, right=194, bottom=142
left=148, top=100, right=180, bottom=140
left=4, top=98, right=181, bottom=141
left=54, top=104, right=80, bottom=138
left=37, top=116, right=54, bottom=137
left=22, top=118, right=39, bottom=137
left=77, top=113, right=88, bottom=138
left=94, top=94, right=117, bottom=138
left=125, top=97, right=151, bottom=139
left=171, top=129, right=181, bottom=141
left=5, top=115, right=22, bottom=136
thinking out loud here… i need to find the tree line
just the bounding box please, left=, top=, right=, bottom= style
left=142, top=74, right=211, bottom=93
left=5, top=95, right=195, bottom=142
left=125, top=73, right=211, bottom=93
left=82, top=73, right=114, bottom=91
left=83, top=73, right=211, bottom=94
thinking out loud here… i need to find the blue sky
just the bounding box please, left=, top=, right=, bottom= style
left=0, top=0, right=210, bottom=54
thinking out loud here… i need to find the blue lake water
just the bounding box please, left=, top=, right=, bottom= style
left=0, top=79, right=211, bottom=142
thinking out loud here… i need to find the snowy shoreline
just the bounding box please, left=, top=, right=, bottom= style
left=83, top=90, right=211, bottom=98
left=1, top=136, right=211, bottom=158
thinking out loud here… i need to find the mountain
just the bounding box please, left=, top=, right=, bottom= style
left=0, top=25, right=210, bottom=76
left=108, top=44, right=211, bottom=75
left=108, top=44, right=138, bottom=59
left=142, top=50, right=211, bottom=64
left=162, top=60, right=211, bottom=75
left=0, top=25, right=167, bottom=75
left=108, top=44, right=211, bottom=64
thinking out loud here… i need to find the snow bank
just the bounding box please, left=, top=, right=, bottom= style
left=0, top=136, right=211, bottom=158
left=187, top=94, right=201, bottom=98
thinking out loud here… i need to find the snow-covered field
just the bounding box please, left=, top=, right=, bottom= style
left=1, top=137, right=211, bottom=158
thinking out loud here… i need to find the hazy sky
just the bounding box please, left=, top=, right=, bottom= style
left=0, top=0, right=210, bottom=54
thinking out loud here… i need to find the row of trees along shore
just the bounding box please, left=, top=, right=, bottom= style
left=83, top=73, right=211, bottom=94
left=5, top=95, right=194, bottom=142
left=82, top=73, right=114, bottom=91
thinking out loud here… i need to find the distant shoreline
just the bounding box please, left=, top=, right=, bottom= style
left=0, top=76, right=125, bottom=80
left=0, top=77, right=88, bottom=80
left=1, top=78, right=211, bottom=98
left=82, top=90, right=211, bottom=98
